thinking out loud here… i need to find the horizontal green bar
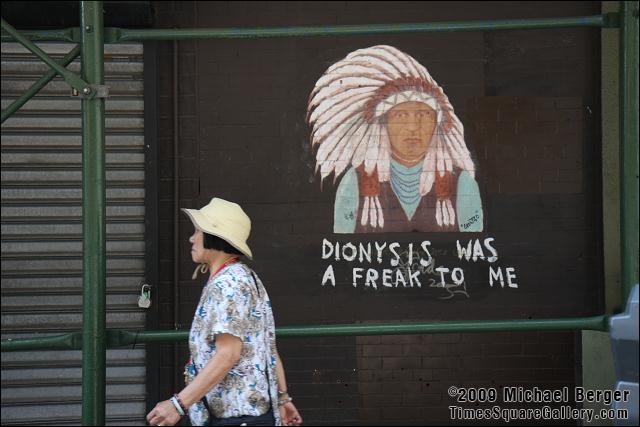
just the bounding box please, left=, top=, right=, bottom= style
left=108, top=329, right=188, bottom=347
left=0, top=332, right=81, bottom=351
left=0, top=27, right=78, bottom=42
left=274, top=316, right=611, bottom=338
left=2, top=14, right=617, bottom=44
left=115, top=15, right=610, bottom=42
left=2, top=316, right=608, bottom=351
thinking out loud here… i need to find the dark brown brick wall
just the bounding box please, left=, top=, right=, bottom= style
left=150, top=1, right=602, bottom=425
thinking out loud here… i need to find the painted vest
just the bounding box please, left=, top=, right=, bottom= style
left=354, top=166, right=459, bottom=233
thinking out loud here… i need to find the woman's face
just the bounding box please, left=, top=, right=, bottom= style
left=189, top=228, right=206, bottom=263
left=386, top=101, right=437, bottom=166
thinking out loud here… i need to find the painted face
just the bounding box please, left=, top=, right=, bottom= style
left=189, top=228, right=206, bottom=263
left=386, top=101, right=437, bottom=166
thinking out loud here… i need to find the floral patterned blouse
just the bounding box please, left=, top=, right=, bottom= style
left=184, top=262, right=281, bottom=426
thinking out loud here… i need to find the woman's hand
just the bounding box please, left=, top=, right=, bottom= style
left=279, top=401, right=303, bottom=426
left=146, top=400, right=181, bottom=426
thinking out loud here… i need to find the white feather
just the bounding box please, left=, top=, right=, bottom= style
left=440, top=126, right=468, bottom=160
left=316, top=118, right=361, bottom=161
left=435, top=199, right=443, bottom=227
left=311, top=64, right=388, bottom=94
left=436, top=137, right=446, bottom=177
left=312, top=99, right=369, bottom=141
left=310, top=77, right=383, bottom=105
left=444, top=133, right=475, bottom=177
left=419, top=148, right=436, bottom=195
left=361, top=197, right=370, bottom=226
left=326, top=119, right=369, bottom=162
left=377, top=45, right=422, bottom=78
left=445, top=199, right=456, bottom=227
left=312, top=96, right=369, bottom=142
left=356, top=46, right=409, bottom=77
left=441, top=198, right=450, bottom=226
left=370, top=197, right=378, bottom=227
left=309, top=90, right=372, bottom=125
left=311, top=101, right=368, bottom=147
left=351, top=123, right=378, bottom=168
left=441, top=135, right=453, bottom=172
left=308, top=85, right=375, bottom=117
left=374, top=196, right=384, bottom=228
left=420, top=172, right=435, bottom=196
left=347, top=53, right=404, bottom=79
left=326, top=59, right=397, bottom=81
left=364, top=130, right=381, bottom=174
left=332, top=122, right=371, bottom=178
left=319, top=160, right=335, bottom=180
left=376, top=129, right=391, bottom=182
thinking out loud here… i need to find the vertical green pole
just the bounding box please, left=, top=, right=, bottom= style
left=80, top=1, right=106, bottom=425
left=620, top=1, right=639, bottom=306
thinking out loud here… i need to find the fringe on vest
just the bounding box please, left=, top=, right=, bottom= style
left=356, top=165, right=455, bottom=229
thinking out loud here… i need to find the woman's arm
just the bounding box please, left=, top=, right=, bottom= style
left=146, top=333, right=242, bottom=426
left=275, top=350, right=288, bottom=394
left=275, top=350, right=303, bottom=426
left=178, top=334, right=242, bottom=407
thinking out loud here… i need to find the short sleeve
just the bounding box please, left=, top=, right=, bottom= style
left=334, top=167, right=359, bottom=233
left=203, top=277, right=253, bottom=341
left=456, top=170, right=484, bottom=232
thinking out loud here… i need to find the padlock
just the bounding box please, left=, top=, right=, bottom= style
left=138, top=283, right=151, bottom=309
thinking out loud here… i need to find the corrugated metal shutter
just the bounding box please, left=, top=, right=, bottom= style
left=1, top=42, right=147, bottom=426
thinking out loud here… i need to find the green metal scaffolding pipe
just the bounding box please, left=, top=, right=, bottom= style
left=113, top=15, right=611, bottom=41
left=1, top=316, right=610, bottom=352
left=1, top=332, right=82, bottom=351
left=1, top=45, right=80, bottom=123
left=619, top=2, right=640, bottom=306
left=80, top=2, right=106, bottom=426
left=111, top=316, right=610, bottom=344
left=0, top=27, right=79, bottom=43
left=1, top=14, right=616, bottom=44
left=0, top=18, right=89, bottom=92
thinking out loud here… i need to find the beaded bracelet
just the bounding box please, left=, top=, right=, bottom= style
left=170, top=396, right=185, bottom=417
left=174, top=394, right=188, bottom=413
left=277, top=396, right=293, bottom=407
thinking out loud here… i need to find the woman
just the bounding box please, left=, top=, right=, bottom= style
left=307, top=45, right=484, bottom=233
left=146, top=198, right=302, bottom=426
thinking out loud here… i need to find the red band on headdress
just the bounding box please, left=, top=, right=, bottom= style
left=363, top=77, right=453, bottom=133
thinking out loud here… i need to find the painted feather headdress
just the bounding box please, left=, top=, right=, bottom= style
left=307, top=45, right=475, bottom=229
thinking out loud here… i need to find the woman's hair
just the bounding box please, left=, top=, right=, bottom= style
left=203, top=233, right=243, bottom=256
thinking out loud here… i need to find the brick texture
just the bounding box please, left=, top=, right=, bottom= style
left=151, top=1, right=602, bottom=425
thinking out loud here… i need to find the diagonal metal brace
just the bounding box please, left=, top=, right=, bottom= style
left=1, top=17, right=90, bottom=94
left=1, top=44, right=81, bottom=123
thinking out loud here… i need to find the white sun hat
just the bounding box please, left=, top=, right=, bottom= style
left=181, top=197, right=253, bottom=259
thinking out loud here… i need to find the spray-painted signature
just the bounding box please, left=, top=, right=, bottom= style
left=397, top=249, right=469, bottom=300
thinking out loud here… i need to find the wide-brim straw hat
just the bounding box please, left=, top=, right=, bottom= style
left=181, top=198, right=253, bottom=259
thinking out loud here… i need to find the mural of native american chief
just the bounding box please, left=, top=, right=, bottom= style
left=307, top=45, right=484, bottom=234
